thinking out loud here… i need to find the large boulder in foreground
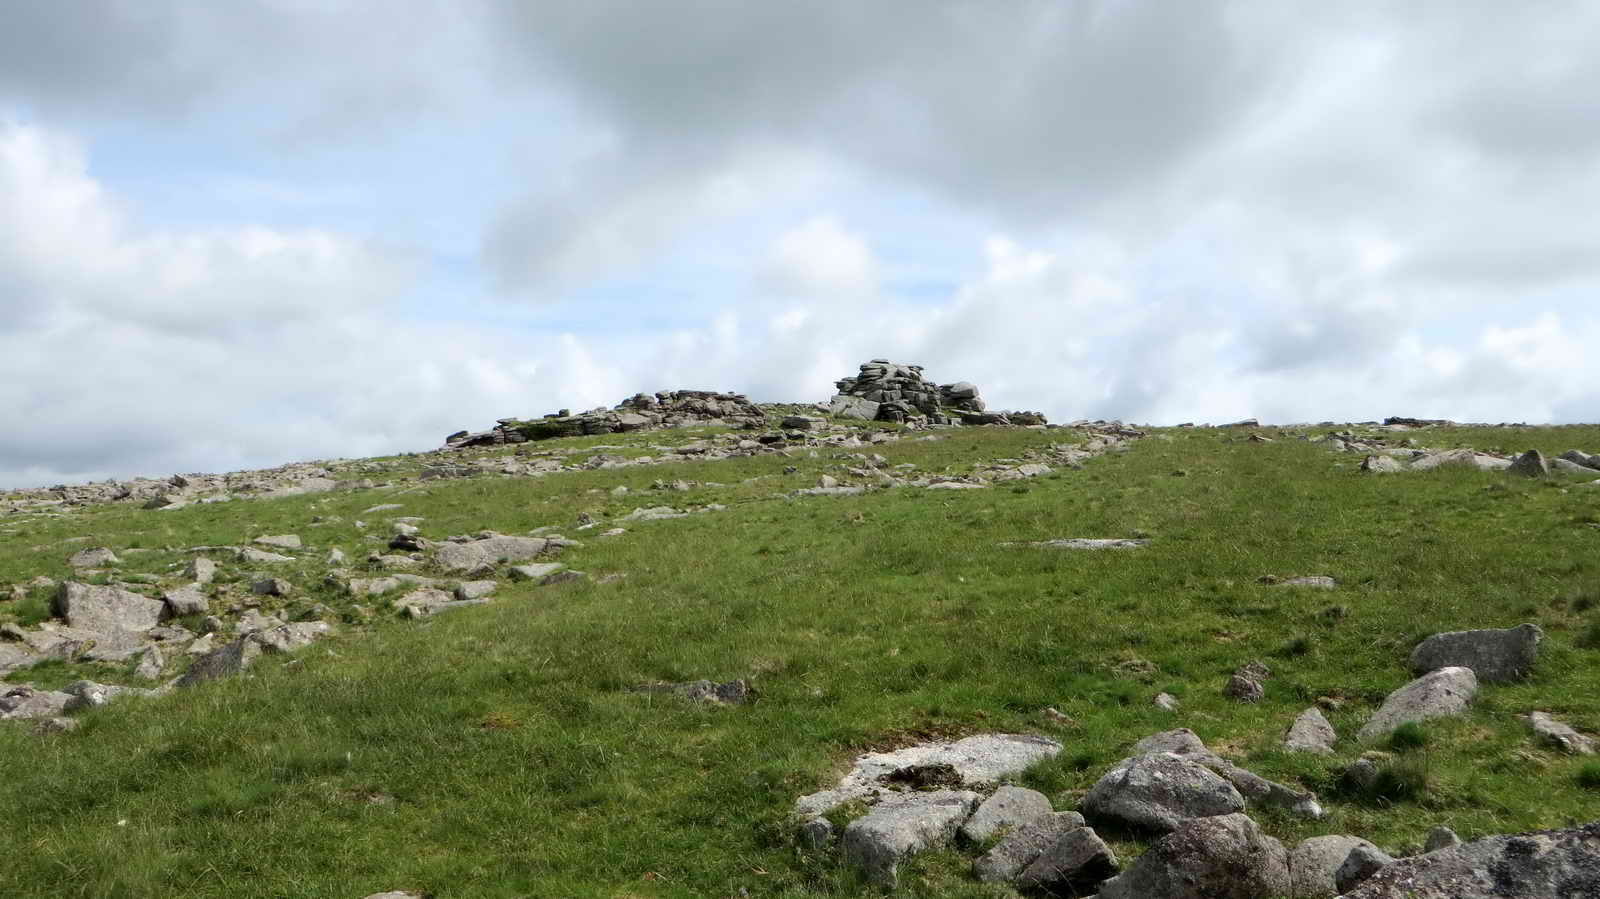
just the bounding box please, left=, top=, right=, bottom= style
left=1409, top=623, right=1541, bottom=682
left=1081, top=752, right=1245, bottom=834
left=840, top=789, right=980, bottom=887
left=1096, top=813, right=1291, bottom=899
left=432, top=535, right=552, bottom=574
left=53, top=582, right=164, bottom=637
left=1338, top=821, right=1600, bottom=898
left=1290, top=835, right=1385, bottom=898
left=1358, top=666, right=1477, bottom=742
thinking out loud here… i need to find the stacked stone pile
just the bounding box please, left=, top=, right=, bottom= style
left=828, top=359, right=1047, bottom=426
left=445, top=391, right=766, bottom=448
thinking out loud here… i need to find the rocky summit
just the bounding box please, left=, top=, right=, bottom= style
left=3, top=402, right=1600, bottom=897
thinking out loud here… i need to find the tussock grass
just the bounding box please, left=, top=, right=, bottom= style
left=2, top=424, right=1599, bottom=896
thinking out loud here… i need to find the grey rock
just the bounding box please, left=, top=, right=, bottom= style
left=1410, top=623, right=1541, bottom=683
left=1361, top=454, right=1404, bottom=473
left=1081, top=752, right=1245, bottom=834
left=620, top=506, right=690, bottom=521
left=973, top=811, right=1087, bottom=883
left=1128, top=729, right=1323, bottom=819
left=510, top=562, right=566, bottom=581
left=395, top=588, right=455, bottom=617
left=1291, top=835, right=1385, bottom=898
left=539, top=569, right=585, bottom=586
left=68, top=547, right=119, bottom=568
left=1551, top=458, right=1595, bottom=474
left=134, top=645, right=165, bottom=680
left=1340, top=821, right=1600, bottom=898
left=1007, top=537, right=1150, bottom=550
left=1508, top=449, right=1550, bottom=477
left=794, top=733, right=1062, bottom=819
left=251, top=577, right=292, bottom=597
left=0, top=643, right=40, bottom=678
left=1423, top=826, right=1460, bottom=852
left=1276, top=575, right=1338, bottom=589
left=841, top=789, right=981, bottom=887
left=237, top=547, right=293, bottom=563
left=31, top=716, right=79, bottom=734
left=186, top=557, right=217, bottom=584
left=1285, top=707, right=1338, bottom=754
left=61, top=679, right=158, bottom=712
left=453, top=580, right=498, bottom=601
left=53, top=582, right=164, bottom=636
left=253, top=534, right=302, bottom=549
left=326, top=548, right=347, bottom=565
left=1336, top=844, right=1397, bottom=893
left=1097, top=813, right=1291, bottom=899
left=797, top=817, right=833, bottom=850
left=633, top=679, right=750, bottom=705
left=176, top=637, right=263, bottom=686
left=829, top=395, right=881, bottom=420
left=1358, top=666, right=1478, bottom=742
left=161, top=585, right=209, bottom=617
left=959, top=785, right=1052, bottom=844
left=1154, top=692, right=1180, bottom=711
left=1133, top=728, right=1210, bottom=755
left=1016, top=825, right=1119, bottom=891
left=0, top=684, right=72, bottom=719
left=433, top=536, right=550, bottom=574
left=252, top=621, right=329, bottom=653
left=235, top=610, right=285, bottom=635
left=1558, top=449, right=1600, bottom=470
left=1526, top=711, right=1595, bottom=755
left=782, top=415, right=826, bottom=431
left=1225, top=673, right=1266, bottom=703
left=345, top=576, right=403, bottom=597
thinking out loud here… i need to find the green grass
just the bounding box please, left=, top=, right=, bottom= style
left=2, top=423, right=1600, bottom=896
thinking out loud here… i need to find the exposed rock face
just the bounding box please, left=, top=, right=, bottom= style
left=840, top=789, right=981, bottom=887
left=829, top=359, right=1045, bottom=426
left=1338, top=821, right=1600, bottom=898
left=1359, top=666, right=1478, bottom=742
left=972, top=811, right=1086, bottom=883
left=1081, top=753, right=1246, bottom=834
left=447, top=391, right=766, bottom=447
left=1096, top=813, right=1292, bottom=899
left=1290, top=835, right=1385, bottom=898
left=1409, top=623, right=1541, bottom=682
left=1285, top=707, right=1339, bottom=754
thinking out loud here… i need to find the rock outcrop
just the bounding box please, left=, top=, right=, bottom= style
left=1339, top=821, right=1600, bottom=898
left=829, top=359, right=1046, bottom=426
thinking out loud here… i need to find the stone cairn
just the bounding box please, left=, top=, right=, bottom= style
left=445, top=391, right=766, bottom=448
left=829, top=359, right=1046, bottom=427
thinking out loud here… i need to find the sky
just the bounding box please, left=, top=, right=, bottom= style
left=3, top=1, right=1599, bottom=487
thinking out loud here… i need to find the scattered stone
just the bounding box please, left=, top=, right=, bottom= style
left=1359, top=666, right=1478, bottom=742
left=793, top=733, right=1063, bottom=819
left=237, top=547, right=293, bottom=564
left=160, top=585, right=209, bottom=617
left=1361, top=454, right=1405, bottom=473
left=253, top=534, right=303, bottom=549
left=1016, top=825, right=1120, bottom=892
left=395, top=588, right=455, bottom=617
left=53, top=582, right=164, bottom=637
left=1336, top=844, right=1398, bottom=893
left=620, top=506, right=690, bottom=522
left=599, top=527, right=626, bottom=537
left=0, top=684, right=72, bottom=720
left=1081, top=752, right=1245, bottom=834
left=1284, top=707, right=1338, bottom=754
left=1126, top=729, right=1323, bottom=819
left=1409, top=623, right=1541, bottom=683
left=1341, top=821, right=1600, bottom=898
left=1224, top=673, right=1265, bottom=703
left=1096, top=813, right=1291, bottom=899
left=1154, top=692, right=1180, bottom=711
left=1424, top=826, right=1461, bottom=852
left=251, top=578, right=292, bottom=597
left=186, top=557, right=217, bottom=584
left=841, top=789, right=981, bottom=887
left=134, top=645, right=165, bottom=680
left=509, top=563, right=565, bottom=581
left=1289, top=835, right=1385, bottom=898
left=797, top=817, right=833, bottom=850
left=1526, top=711, right=1595, bottom=755
left=958, top=785, right=1052, bottom=844
left=1508, top=449, right=1550, bottom=477
left=433, top=535, right=552, bottom=574
left=453, top=580, right=498, bottom=601
left=68, top=547, right=119, bottom=568
left=972, top=811, right=1086, bottom=883
left=538, top=569, right=584, bottom=586
left=61, top=679, right=158, bottom=712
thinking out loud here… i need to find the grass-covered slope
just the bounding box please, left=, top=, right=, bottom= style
left=4, top=424, right=1600, bottom=897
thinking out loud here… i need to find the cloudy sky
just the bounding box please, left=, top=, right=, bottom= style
left=3, top=1, right=1598, bottom=487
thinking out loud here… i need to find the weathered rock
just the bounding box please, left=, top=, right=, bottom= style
left=793, top=733, right=1063, bottom=819
left=1337, top=844, right=1398, bottom=893
left=1097, top=813, right=1292, bottom=899
left=237, top=547, right=293, bottom=563
left=0, top=684, right=72, bottom=720
left=1359, top=667, right=1478, bottom=742
left=841, top=789, right=981, bottom=887
left=1127, top=729, right=1323, bottom=819
left=453, top=580, right=498, bottom=601
left=1275, top=575, right=1338, bottom=589
left=829, top=395, right=882, bottom=420
left=1340, top=821, right=1600, bottom=898
left=61, top=679, right=159, bottom=712
left=632, top=679, right=750, bottom=705
left=53, top=582, right=164, bottom=636
left=251, top=577, right=292, bottom=597
left=1285, top=707, right=1338, bottom=754
left=186, top=557, right=217, bottom=584
left=1508, top=449, right=1550, bottom=477
left=395, top=588, right=455, bottom=617
left=1005, top=538, right=1150, bottom=550
left=176, top=637, right=263, bottom=686
left=509, top=562, right=565, bottom=581
left=1154, top=692, right=1180, bottom=711
left=1409, top=623, right=1541, bottom=683
left=433, top=535, right=551, bottom=574
left=160, top=585, right=209, bottom=617
left=1082, top=753, right=1245, bottom=834
left=1225, top=673, right=1266, bottom=703
left=253, top=534, right=303, bottom=549
left=782, top=415, right=826, bottom=431
left=134, top=645, right=165, bottom=680
left=539, top=569, right=585, bottom=586
left=1290, top=835, right=1386, bottom=898
left=972, top=811, right=1087, bottom=883
left=959, top=785, right=1052, bottom=844
left=68, top=547, right=119, bottom=568
left=1526, top=711, right=1595, bottom=755
left=1361, top=454, right=1404, bottom=473
left=1016, top=825, right=1119, bottom=892
left=1423, top=826, right=1461, bottom=853
left=251, top=621, right=329, bottom=653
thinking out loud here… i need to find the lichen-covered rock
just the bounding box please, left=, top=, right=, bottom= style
left=793, top=733, right=1062, bottom=819
left=1359, top=667, right=1478, bottom=742
left=972, top=811, right=1086, bottom=883
left=1410, top=624, right=1541, bottom=683
left=1290, top=835, right=1385, bottom=898
left=958, top=785, right=1052, bottom=844
left=1339, top=821, right=1600, bottom=898
left=1336, top=844, right=1397, bottom=893
left=1285, top=707, right=1338, bottom=754
left=1097, top=813, right=1291, bottom=899
left=1082, top=753, right=1245, bottom=834
left=433, top=536, right=551, bottom=574
left=841, top=789, right=980, bottom=887
left=53, top=582, right=164, bottom=637
left=1015, top=825, right=1119, bottom=892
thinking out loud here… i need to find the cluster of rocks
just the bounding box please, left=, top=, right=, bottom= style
left=828, top=359, right=1046, bottom=426
left=445, top=391, right=768, bottom=448
left=1, top=460, right=388, bottom=513
left=1310, top=428, right=1600, bottom=480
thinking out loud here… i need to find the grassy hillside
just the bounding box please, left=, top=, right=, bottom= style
left=4, top=422, right=1600, bottom=897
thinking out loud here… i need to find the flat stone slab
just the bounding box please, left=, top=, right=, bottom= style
left=1359, top=666, right=1478, bottom=742
left=1410, top=623, right=1541, bottom=682
left=959, top=785, right=1052, bottom=844
left=841, top=789, right=981, bottom=887
left=793, top=733, right=1062, bottom=819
